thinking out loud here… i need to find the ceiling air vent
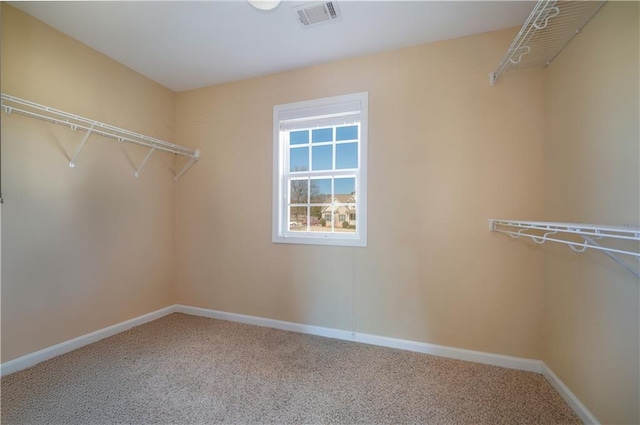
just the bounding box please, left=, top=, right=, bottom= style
left=293, top=2, right=342, bottom=27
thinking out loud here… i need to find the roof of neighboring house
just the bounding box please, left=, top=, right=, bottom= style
left=311, top=194, right=355, bottom=204
left=336, top=194, right=355, bottom=204
left=320, top=195, right=356, bottom=213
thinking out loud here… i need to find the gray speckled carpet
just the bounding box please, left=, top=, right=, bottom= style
left=1, top=313, right=580, bottom=424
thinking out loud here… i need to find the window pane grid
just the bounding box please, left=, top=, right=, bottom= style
left=275, top=94, right=366, bottom=246
left=285, top=174, right=357, bottom=235
left=287, top=125, right=359, bottom=174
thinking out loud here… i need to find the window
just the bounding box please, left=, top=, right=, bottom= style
left=273, top=92, right=368, bottom=247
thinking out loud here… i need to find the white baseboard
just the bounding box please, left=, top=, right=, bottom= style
left=175, top=304, right=542, bottom=373
left=355, top=332, right=542, bottom=373
left=542, top=362, right=599, bottom=424
left=174, top=304, right=355, bottom=342
left=0, top=305, right=176, bottom=377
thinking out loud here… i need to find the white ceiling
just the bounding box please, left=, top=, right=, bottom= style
left=10, top=1, right=535, bottom=92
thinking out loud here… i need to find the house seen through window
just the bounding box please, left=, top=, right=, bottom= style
left=273, top=92, right=368, bottom=247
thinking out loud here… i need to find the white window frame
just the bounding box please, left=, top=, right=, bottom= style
left=272, top=92, right=368, bottom=247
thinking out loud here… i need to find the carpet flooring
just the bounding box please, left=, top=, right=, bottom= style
left=2, top=313, right=581, bottom=424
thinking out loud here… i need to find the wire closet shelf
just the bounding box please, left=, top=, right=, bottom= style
left=489, top=220, right=640, bottom=278
left=489, top=0, right=606, bottom=85
left=1, top=93, right=200, bottom=180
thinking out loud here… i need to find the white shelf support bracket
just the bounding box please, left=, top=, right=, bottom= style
left=174, top=149, right=200, bottom=181
left=583, top=235, right=640, bottom=278
left=134, top=146, right=157, bottom=178
left=489, top=219, right=640, bottom=279
left=69, top=123, right=95, bottom=168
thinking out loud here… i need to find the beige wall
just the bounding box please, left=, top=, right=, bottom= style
left=175, top=28, right=547, bottom=359
left=1, top=5, right=177, bottom=361
left=543, top=2, right=640, bottom=424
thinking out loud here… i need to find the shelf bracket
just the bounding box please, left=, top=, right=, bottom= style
left=69, top=124, right=95, bottom=168
left=174, top=149, right=200, bottom=181
left=134, top=146, right=157, bottom=178
left=583, top=236, right=639, bottom=278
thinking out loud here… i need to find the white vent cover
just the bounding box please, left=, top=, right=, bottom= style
left=293, top=2, right=342, bottom=27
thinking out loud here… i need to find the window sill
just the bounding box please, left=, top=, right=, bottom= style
left=273, top=233, right=367, bottom=247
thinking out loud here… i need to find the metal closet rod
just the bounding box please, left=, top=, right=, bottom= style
left=489, top=219, right=640, bottom=278
left=1, top=93, right=200, bottom=180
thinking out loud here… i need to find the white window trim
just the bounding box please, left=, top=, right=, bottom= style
left=272, top=92, right=368, bottom=247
